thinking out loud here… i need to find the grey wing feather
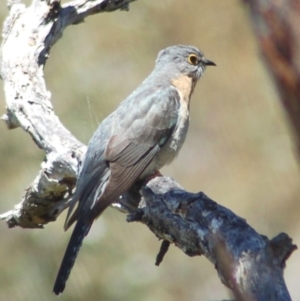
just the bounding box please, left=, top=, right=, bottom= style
left=97, top=86, right=180, bottom=207
left=106, top=86, right=180, bottom=165
left=66, top=85, right=180, bottom=227
left=64, top=118, right=113, bottom=229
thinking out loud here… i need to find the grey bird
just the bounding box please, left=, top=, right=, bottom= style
left=53, top=45, right=215, bottom=294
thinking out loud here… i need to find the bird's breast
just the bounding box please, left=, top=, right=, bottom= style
left=145, top=98, right=190, bottom=175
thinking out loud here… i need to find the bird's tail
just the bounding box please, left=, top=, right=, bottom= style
left=53, top=219, right=92, bottom=295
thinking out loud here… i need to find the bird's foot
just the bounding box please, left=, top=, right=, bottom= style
left=144, top=169, right=163, bottom=184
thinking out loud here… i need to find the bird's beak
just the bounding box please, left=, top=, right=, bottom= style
left=203, top=58, right=216, bottom=66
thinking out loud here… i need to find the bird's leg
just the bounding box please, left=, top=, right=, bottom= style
left=119, top=170, right=163, bottom=211
left=118, top=180, right=145, bottom=211
left=143, top=169, right=163, bottom=184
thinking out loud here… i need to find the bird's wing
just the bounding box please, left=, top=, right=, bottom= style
left=64, top=117, right=113, bottom=230
left=91, top=86, right=181, bottom=218
left=65, top=86, right=180, bottom=227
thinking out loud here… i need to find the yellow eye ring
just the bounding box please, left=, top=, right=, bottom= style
left=187, top=54, right=199, bottom=65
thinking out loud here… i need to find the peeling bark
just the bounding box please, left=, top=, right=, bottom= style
left=0, top=0, right=135, bottom=227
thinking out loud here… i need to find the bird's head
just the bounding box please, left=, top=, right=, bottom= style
left=155, top=45, right=216, bottom=80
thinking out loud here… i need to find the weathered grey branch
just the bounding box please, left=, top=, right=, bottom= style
left=0, top=0, right=136, bottom=228
left=130, top=177, right=296, bottom=301
left=0, top=0, right=297, bottom=300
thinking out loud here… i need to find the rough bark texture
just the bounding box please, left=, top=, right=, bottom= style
left=0, top=1, right=297, bottom=300
left=130, top=177, right=296, bottom=301
left=244, top=0, right=300, bottom=156
left=0, top=0, right=135, bottom=228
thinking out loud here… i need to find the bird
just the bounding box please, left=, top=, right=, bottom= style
left=53, top=45, right=215, bottom=294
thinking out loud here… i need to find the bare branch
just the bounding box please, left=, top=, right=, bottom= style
left=61, top=0, right=132, bottom=27
left=0, top=0, right=136, bottom=227
left=129, top=177, right=297, bottom=301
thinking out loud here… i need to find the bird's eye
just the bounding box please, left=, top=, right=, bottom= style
left=187, top=54, right=199, bottom=65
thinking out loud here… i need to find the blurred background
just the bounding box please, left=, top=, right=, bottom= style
left=0, top=0, right=299, bottom=300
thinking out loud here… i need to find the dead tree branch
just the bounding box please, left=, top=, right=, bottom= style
left=130, top=177, right=296, bottom=301
left=0, top=0, right=136, bottom=228
left=0, top=1, right=297, bottom=300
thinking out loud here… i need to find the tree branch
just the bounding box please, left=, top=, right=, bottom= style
left=0, top=1, right=297, bottom=300
left=0, top=0, right=136, bottom=228
left=128, top=177, right=296, bottom=301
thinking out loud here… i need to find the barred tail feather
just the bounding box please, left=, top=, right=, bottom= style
left=53, top=219, right=92, bottom=295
